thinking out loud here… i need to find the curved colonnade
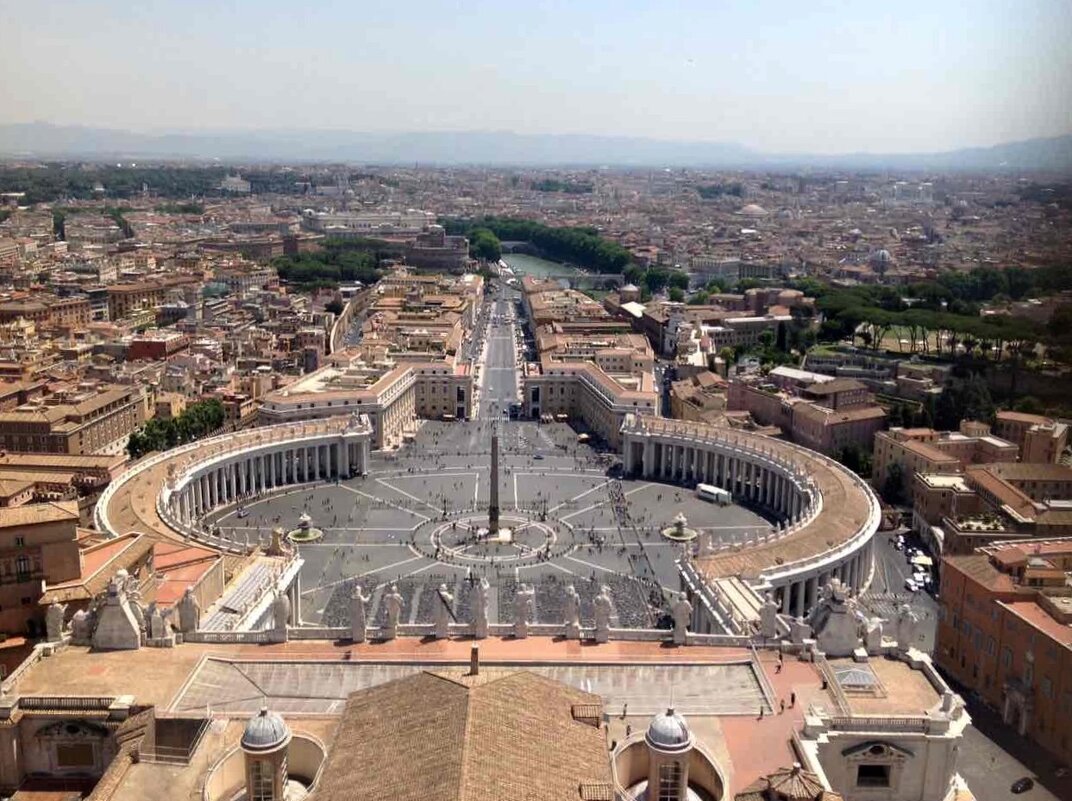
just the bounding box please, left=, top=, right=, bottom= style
left=621, top=414, right=881, bottom=619
left=94, top=416, right=373, bottom=550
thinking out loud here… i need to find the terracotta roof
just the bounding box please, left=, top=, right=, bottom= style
left=314, top=669, right=612, bottom=801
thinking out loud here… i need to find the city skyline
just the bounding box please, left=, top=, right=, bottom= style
left=2, top=0, right=1071, bottom=154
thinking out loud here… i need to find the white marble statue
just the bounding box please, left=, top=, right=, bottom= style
left=350, top=585, right=370, bottom=643
left=473, top=576, right=490, bottom=640
left=70, top=609, right=93, bottom=645
left=671, top=593, right=693, bottom=646
left=563, top=584, right=581, bottom=639
left=434, top=584, right=454, bottom=639
left=759, top=593, right=779, bottom=639
left=272, top=590, right=291, bottom=643
left=593, top=585, right=614, bottom=643
left=384, top=584, right=404, bottom=638
left=177, top=587, right=201, bottom=633
left=148, top=603, right=167, bottom=640
left=514, top=583, right=535, bottom=639
left=895, top=603, right=919, bottom=654
left=45, top=601, right=66, bottom=642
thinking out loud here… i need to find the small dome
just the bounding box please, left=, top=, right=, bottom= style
left=621, top=283, right=639, bottom=292
left=869, top=249, right=892, bottom=266
left=646, top=708, right=693, bottom=752
left=242, top=706, right=291, bottom=752
left=739, top=203, right=768, bottom=217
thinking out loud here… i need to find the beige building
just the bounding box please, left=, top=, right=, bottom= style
left=994, top=410, right=1069, bottom=464
left=0, top=384, right=148, bottom=455
left=0, top=501, right=82, bottom=636
left=872, top=424, right=1018, bottom=499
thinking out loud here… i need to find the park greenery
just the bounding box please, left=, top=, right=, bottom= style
left=0, top=163, right=319, bottom=204
left=441, top=216, right=632, bottom=274
left=467, top=227, right=502, bottom=261
left=127, top=399, right=226, bottom=459
left=154, top=202, right=205, bottom=215
left=530, top=179, right=593, bottom=194
left=272, top=239, right=384, bottom=289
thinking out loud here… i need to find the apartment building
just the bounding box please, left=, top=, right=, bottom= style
left=994, top=411, right=1069, bottom=464
left=937, top=540, right=1072, bottom=766
left=0, top=384, right=148, bottom=455
left=872, top=424, right=1019, bottom=497
left=0, top=501, right=82, bottom=636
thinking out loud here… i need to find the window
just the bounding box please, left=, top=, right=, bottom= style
left=658, top=761, right=682, bottom=801
left=249, top=759, right=275, bottom=801
left=857, top=764, right=892, bottom=788
left=1041, top=676, right=1053, bottom=698
left=14, top=536, right=24, bottom=547
left=15, top=555, right=30, bottom=579
left=1001, top=646, right=1013, bottom=668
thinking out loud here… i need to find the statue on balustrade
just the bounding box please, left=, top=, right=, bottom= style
left=177, top=587, right=201, bottom=633
left=593, top=585, right=614, bottom=643
left=271, top=590, right=291, bottom=643
left=513, top=583, right=535, bottom=639
left=384, top=584, right=404, bottom=638
left=671, top=593, right=692, bottom=646
left=472, top=576, right=490, bottom=639
left=45, top=601, right=66, bottom=643
left=434, top=584, right=454, bottom=639
left=563, top=584, right=581, bottom=639
left=895, top=603, right=919, bottom=654
left=350, top=585, right=370, bottom=643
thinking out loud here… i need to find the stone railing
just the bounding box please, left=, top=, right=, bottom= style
left=202, top=621, right=753, bottom=647
left=825, top=715, right=931, bottom=733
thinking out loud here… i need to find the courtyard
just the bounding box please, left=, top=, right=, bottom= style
left=205, top=420, right=774, bottom=629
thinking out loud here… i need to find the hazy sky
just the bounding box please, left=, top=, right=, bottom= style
left=2, top=0, right=1071, bottom=153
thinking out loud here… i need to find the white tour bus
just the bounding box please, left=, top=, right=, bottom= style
left=696, top=483, right=731, bottom=506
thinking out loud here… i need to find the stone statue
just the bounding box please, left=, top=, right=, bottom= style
left=128, top=588, right=147, bottom=634
left=473, top=577, right=490, bottom=640
left=563, top=584, right=581, bottom=639
left=434, top=584, right=454, bottom=639
left=92, top=570, right=142, bottom=651
left=70, top=609, right=93, bottom=645
left=384, top=584, right=404, bottom=639
left=759, top=593, right=779, bottom=639
left=148, top=604, right=167, bottom=640
left=350, top=585, right=370, bottom=643
left=45, top=601, right=66, bottom=642
left=671, top=593, right=692, bottom=646
left=593, top=585, right=614, bottom=643
left=271, top=591, right=291, bottom=643
left=895, top=603, right=919, bottom=654
left=177, top=587, right=201, bottom=633
left=513, top=583, right=535, bottom=639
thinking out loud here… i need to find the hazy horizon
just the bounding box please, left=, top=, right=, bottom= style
left=2, top=0, right=1071, bottom=155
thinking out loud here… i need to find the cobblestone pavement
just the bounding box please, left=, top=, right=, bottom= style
left=205, top=420, right=773, bottom=627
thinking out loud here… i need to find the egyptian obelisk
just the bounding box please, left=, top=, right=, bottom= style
left=489, top=428, right=500, bottom=533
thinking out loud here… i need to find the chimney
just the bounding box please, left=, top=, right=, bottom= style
left=470, top=645, right=479, bottom=676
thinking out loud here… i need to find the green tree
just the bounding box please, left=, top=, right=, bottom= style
left=468, top=227, right=502, bottom=261
left=882, top=463, right=907, bottom=505
left=668, top=287, right=685, bottom=302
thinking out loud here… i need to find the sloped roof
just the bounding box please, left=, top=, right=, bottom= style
left=313, top=669, right=612, bottom=801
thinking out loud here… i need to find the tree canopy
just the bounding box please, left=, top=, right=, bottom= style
left=127, top=399, right=226, bottom=459
left=441, top=216, right=632, bottom=274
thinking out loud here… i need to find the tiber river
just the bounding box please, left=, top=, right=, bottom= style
left=501, top=253, right=582, bottom=277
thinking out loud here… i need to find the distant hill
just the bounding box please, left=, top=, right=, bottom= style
left=0, top=122, right=1069, bottom=171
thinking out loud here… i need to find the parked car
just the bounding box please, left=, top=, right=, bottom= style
left=1011, top=777, right=1034, bottom=794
